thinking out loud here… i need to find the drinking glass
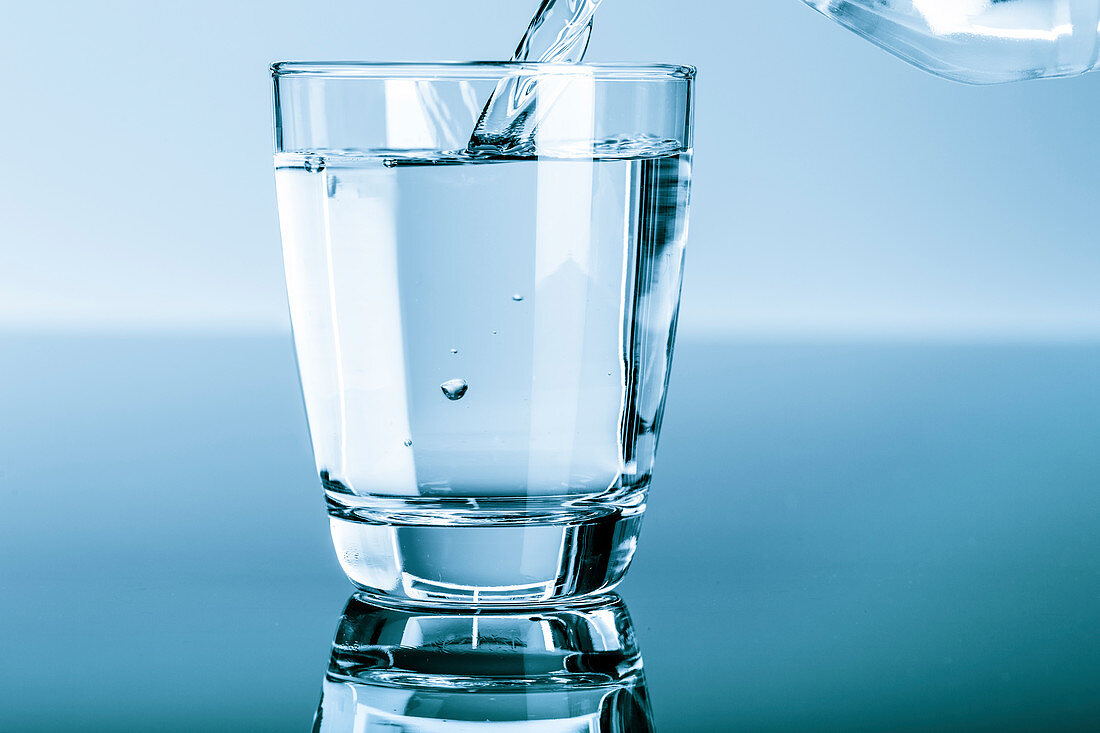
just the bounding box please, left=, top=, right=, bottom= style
left=272, top=62, right=694, bottom=605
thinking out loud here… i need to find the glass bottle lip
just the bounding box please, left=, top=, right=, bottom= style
left=271, top=60, right=696, bottom=81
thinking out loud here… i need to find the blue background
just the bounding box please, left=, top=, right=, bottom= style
left=3, top=0, right=1100, bottom=337
left=3, top=2, right=1100, bottom=730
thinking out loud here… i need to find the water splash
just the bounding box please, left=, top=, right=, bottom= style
left=467, top=0, right=605, bottom=155
left=513, top=0, right=602, bottom=63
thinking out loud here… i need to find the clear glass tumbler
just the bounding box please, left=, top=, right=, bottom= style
left=272, top=62, right=694, bottom=606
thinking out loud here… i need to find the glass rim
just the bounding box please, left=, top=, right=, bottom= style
left=271, top=61, right=696, bottom=81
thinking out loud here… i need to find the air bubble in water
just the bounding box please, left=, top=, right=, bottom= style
left=440, top=379, right=468, bottom=401
left=403, top=439, right=413, bottom=447
left=512, top=293, right=524, bottom=302
left=304, top=155, right=326, bottom=173
left=450, top=348, right=459, bottom=355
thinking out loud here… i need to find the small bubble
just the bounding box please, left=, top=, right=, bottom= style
left=403, top=439, right=413, bottom=447
left=440, top=378, right=468, bottom=401
left=450, top=348, right=459, bottom=355
left=304, top=155, right=327, bottom=173
left=511, top=293, right=524, bottom=302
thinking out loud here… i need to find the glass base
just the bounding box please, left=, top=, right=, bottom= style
left=326, top=495, right=645, bottom=606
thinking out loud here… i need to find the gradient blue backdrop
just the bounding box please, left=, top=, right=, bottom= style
left=3, top=0, right=1099, bottom=338
left=4, top=5, right=1100, bottom=729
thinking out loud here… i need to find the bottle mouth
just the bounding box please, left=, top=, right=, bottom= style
left=271, top=61, right=696, bottom=81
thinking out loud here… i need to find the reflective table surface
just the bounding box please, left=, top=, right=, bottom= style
left=2, top=335, right=1099, bottom=731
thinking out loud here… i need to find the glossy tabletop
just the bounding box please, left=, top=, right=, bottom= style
left=2, top=335, right=1099, bottom=731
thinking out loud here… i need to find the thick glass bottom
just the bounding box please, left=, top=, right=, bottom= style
left=326, top=495, right=645, bottom=606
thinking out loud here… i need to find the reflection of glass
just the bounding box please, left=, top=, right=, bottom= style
left=272, top=63, right=694, bottom=606
left=312, top=593, right=653, bottom=732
